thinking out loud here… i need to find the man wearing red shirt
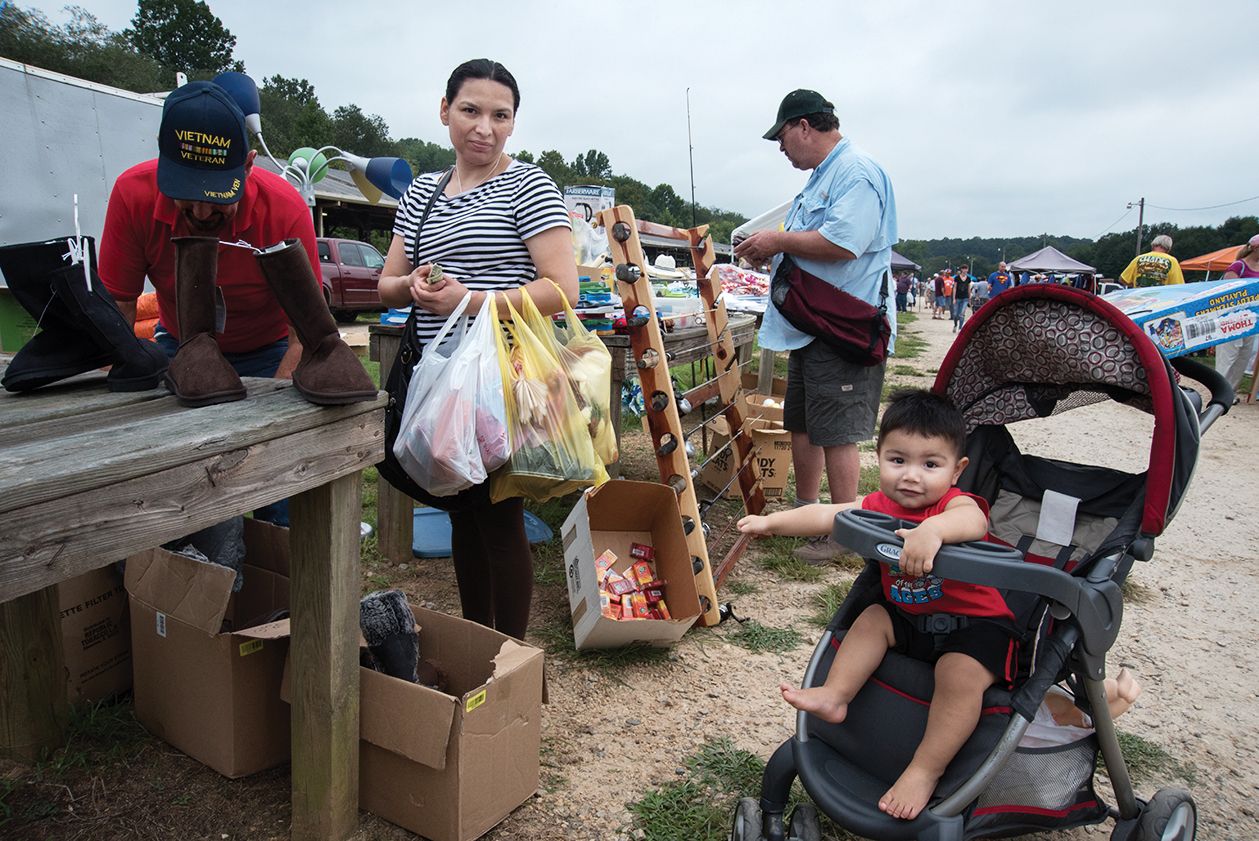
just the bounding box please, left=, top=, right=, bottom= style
left=99, top=84, right=318, bottom=380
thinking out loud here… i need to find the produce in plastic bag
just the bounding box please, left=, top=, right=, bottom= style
left=491, top=291, right=607, bottom=503
left=520, top=280, right=618, bottom=465
left=393, top=294, right=507, bottom=497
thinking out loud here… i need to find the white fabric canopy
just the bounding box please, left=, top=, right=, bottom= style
left=1009, top=245, right=1096, bottom=274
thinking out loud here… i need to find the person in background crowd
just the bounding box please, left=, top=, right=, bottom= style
left=379, top=58, right=578, bottom=639
left=734, top=87, right=897, bottom=565
left=895, top=271, right=911, bottom=312
left=932, top=272, right=948, bottom=319
left=1215, top=234, right=1259, bottom=404
left=950, top=263, right=974, bottom=332
left=969, top=272, right=990, bottom=310
left=987, top=262, right=1015, bottom=298
left=1120, top=234, right=1184, bottom=288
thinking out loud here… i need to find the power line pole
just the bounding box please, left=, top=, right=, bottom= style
left=1128, top=197, right=1145, bottom=256
left=686, top=87, right=697, bottom=228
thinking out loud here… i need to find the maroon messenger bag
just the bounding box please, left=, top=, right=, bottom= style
left=770, top=255, right=891, bottom=366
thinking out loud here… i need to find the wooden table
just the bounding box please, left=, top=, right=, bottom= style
left=0, top=366, right=384, bottom=841
left=368, top=312, right=757, bottom=557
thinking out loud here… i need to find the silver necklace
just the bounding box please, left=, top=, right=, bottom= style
left=455, top=153, right=506, bottom=194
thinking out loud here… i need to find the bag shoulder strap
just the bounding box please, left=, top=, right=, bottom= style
left=410, top=167, right=454, bottom=269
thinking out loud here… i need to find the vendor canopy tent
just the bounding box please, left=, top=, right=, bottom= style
left=731, top=199, right=919, bottom=269
left=1180, top=244, right=1245, bottom=273
left=1009, top=245, right=1096, bottom=274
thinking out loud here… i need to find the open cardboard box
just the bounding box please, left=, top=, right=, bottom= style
left=561, top=480, right=701, bottom=649
left=698, top=416, right=792, bottom=502
left=124, top=519, right=292, bottom=779
left=281, top=605, right=545, bottom=841
left=741, top=371, right=787, bottom=424
left=58, top=565, right=132, bottom=704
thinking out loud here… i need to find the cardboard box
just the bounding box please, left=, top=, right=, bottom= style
left=741, top=371, right=787, bottom=424
left=1106, top=279, right=1259, bottom=358
left=561, top=481, right=701, bottom=649
left=698, top=417, right=793, bottom=502
left=282, top=606, right=545, bottom=841
left=58, top=566, right=131, bottom=704
left=124, top=519, right=292, bottom=779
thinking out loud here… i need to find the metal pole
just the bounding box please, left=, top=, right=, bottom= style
left=1134, top=197, right=1145, bottom=257
left=686, top=87, right=697, bottom=229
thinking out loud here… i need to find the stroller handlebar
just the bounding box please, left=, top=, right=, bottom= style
left=833, top=509, right=1093, bottom=615
left=1171, top=355, right=1233, bottom=434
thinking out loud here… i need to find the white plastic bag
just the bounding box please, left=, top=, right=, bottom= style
left=392, top=293, right=488, bottom=497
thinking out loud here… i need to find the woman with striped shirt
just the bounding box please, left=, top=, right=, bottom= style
left=380, top=59, right=578, bottom=639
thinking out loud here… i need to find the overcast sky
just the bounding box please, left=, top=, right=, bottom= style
left=29, top=0, right=1259, bottom=240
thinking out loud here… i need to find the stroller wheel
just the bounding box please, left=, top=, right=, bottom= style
left=787, top=803, right=821, bottom=841
left=731, top=797, right=764, bottom=841
left=1126, top=788, right=1196, bottom=840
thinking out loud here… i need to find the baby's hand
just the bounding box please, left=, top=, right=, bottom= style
left=894, top=524, right=943, bottom=578
left=737, top=515, right=771, bottom=535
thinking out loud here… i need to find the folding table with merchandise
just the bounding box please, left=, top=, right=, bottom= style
left=0, top=364, right=383, bottom=841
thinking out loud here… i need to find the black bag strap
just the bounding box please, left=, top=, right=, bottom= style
left=409, top=167, right=454, bottom=270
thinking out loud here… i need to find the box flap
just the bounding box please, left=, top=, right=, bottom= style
left=361, top=657, right=457, bottom=771
left=236, top=618, right=291, bottom=641
left=123, top=547, right=234, bottom=636
left=492, top=639, right=537, bottom=679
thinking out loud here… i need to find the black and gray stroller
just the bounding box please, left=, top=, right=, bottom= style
left=732, top=284, right=1232, bottom=841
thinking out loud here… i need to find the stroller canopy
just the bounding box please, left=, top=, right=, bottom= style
left=933, top=284, right=1199, bottom=536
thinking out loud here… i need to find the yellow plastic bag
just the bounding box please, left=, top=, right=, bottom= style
left=520, top=280, right=618, bottom=465
left=490, top=292, right=608, bottom=503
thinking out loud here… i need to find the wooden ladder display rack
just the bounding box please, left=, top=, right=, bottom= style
left=597, top=206, right=764, bottom=627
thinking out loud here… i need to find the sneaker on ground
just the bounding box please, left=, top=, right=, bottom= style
left=793, top=535, right=839, bottom=565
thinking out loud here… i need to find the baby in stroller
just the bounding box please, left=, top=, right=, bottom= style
left=739, top=388, right=1013, bottom=821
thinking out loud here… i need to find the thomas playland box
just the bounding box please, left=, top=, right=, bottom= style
left=1104, top=279, right=1259, bottom=358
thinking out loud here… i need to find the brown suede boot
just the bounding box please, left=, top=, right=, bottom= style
left=166, top=237, right=246, bottom=407
left=254, top=239, right=376, bottom=405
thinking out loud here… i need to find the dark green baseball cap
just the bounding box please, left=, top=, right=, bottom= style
left=763, top=89, right=835, bottom=140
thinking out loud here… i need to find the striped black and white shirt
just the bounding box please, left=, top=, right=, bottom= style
left=392, top=160, right=571, bottom=343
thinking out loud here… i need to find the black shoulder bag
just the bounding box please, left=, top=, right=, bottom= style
left=378, top=168, right=492, bottom=512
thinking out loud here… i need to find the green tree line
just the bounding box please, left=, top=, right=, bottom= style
left=898, top=215, right=1259, bottom=281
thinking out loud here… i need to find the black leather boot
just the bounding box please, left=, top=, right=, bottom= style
left=0, top=236, right=166, bottom=393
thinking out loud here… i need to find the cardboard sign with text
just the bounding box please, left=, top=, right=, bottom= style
left=698, top=416, right=792, bottom=502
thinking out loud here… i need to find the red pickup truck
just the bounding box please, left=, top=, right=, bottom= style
left=317, top=237, right=386, bottom=322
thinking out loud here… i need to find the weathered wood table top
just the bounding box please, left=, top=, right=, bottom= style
left=0, top=363, right=384, bottom=840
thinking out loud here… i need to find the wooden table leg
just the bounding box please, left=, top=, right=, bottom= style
left=0, top=585, right=69, bottom=762
left=608, top=345, right=627, bottom=478
left=289, top=472, right=361, bottom=841
left=372, top=331, right=412, bottom=563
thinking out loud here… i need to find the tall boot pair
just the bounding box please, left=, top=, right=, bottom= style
left=0, top=236, right=168, bottom=393
left=167, top=237, right=376, bottom=407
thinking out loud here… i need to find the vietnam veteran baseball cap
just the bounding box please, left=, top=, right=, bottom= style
left=763, top=89, right=835, bottom=140
left=157, top=81, right=250, bottom=204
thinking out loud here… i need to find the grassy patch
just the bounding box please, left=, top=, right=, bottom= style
left=809, top=581, right=853, bottom=627
left=530, top=612, right=672, bottom=674
left=1121, top=577, right=1153, bottom=604
left=755, top=537, right=824, bottom=582
left=724, top=578, right=759, bottom=597
left=897, top=311, right=918, bottom=326
left=1110, top=730, right=1197, bottom=784
left=627, top=738, right=860, bottom=841
left=892, top=330, right=928, bottom=360
left=857, top=464, right=881, bottom=496
left=892, top=365, right=926, bottom=377
left=726, top=620, right=802, bottom=654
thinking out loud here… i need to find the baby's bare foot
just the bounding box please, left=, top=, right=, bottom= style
left=1111, top=668, right=1142, bottom=717
left=780, top=683, right=849, bottom=724
left=879, top=764, right=940, bottom=820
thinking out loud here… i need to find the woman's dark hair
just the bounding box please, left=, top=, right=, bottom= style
left=876, top=388, right=967, bottom=457
left=446, top=59, right=520, bottom=112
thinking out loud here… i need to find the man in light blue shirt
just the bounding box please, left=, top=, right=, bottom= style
left=734, top=88, right=897, bottom=564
